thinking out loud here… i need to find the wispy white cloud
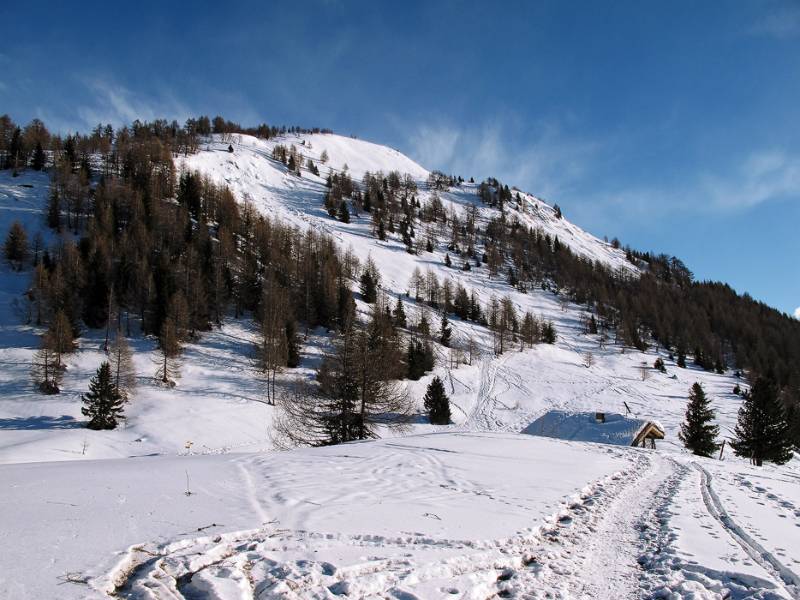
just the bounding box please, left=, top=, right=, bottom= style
left=74, top=79, right=191, bottom=130
left=403, top=116, right=800, bottom=237
left=700, top=150, right=800, bottom=210
left=575, top=148, right=800, bottom=228
left=750, top=4, right=800, bottom=39
left=404, top=117, right=600, bottom=201
left=794, top=306, right=800, bottom=319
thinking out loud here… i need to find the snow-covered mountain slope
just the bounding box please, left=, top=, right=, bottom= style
left=0, top=138, right=730, bottom=464
left=1, top=135, right=798, bottom=599
left=181, top=133, right=636, bottom=278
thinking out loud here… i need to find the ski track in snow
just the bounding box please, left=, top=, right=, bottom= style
left=106, top=451, right=794, bottom=600
left=695, top=465, right=800, bottom=599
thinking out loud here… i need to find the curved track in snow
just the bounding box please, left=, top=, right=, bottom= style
left=696, top=464, right=800, bottom=599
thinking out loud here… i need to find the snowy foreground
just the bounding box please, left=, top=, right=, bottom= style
left=1, top=139, right=800, bottom=598
left=2, top=433, right=799, bottom=599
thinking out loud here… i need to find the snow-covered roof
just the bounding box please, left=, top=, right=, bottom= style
left=521, top=411, right=664, bottom=446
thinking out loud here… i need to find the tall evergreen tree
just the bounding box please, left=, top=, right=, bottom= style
left=731, top=377, right=793, bottom=466
left=407, top=338, right=434, bottom=380
left=678, top=383, right=719, bottom=457
left=424, top=376, right=451, bottom=425
left=439, top=311, right=452, bottom=347
left=393, top=297, right=407, bottom=329
left=285, top=320, right=301, bottom=368
left=32, top=142, right=46, bottom=171
left=81, top=362, right=124, bottom=430
left=359, top=258, right=379, bottom=303
left=4, top=221, right=29, bottom=271
left=337, top=201, right=350, bottom=223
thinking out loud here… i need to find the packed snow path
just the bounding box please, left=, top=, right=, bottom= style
left=88, top=445, right=795, bottom=599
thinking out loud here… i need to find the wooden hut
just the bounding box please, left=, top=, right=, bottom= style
left=521, top=410, right=665, bottom=449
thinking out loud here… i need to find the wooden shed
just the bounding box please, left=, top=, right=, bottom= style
left=521, top=411, right=665, bottom=449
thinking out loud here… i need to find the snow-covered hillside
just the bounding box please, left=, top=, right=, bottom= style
left=181, top=133, right=636, bottom=294
left=1, top=134, right=798, bottom=599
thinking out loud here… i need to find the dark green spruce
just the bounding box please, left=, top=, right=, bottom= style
left=678, top=382, right=719, bottom=457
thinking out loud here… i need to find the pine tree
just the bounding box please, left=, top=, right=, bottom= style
left=407, top=338, right=434, bottom=380
left=4, top=221, right=29, bottom=271
left=731, top=377, right=793, bottom=466
left=393, top=297, right=407, bottom=329
left=32, top=142, right=46, bottom=171
left=338, top=201, right=350, bottom=223
left=444, top=253, right=452, bottom=267
left=679, top=383, right=719, bottom=457
left=439, top=312, right=452, bottom=347
left=359, top=258, right=379, bottom=303
left=424, top=376, right=451, bottom=425
left=541, top=321, right=557, bottom=344
left=81, top=362, right=124, bottom=430
left=46, top=187, right=61, bottom=231
left=285, top=320, right=301, bottom=368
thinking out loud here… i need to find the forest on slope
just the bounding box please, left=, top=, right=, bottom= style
left=1, top=113, right=799, bottom=448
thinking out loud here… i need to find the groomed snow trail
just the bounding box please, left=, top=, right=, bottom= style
left=103, top=451, right=688, bottom=599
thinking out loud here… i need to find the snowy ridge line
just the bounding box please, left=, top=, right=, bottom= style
left=696, top=464, right=800, bottom=599
left=96, top=452, right=653, bottom=598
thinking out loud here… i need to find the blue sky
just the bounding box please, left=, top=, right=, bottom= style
left=3, top=0, right=799, bottom=317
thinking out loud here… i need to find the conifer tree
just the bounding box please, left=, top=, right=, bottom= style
left=677, top=347, right=687, bottom=368
left=338, top=201, right=350, bottom=223
left=407, top=338, right=434, bottom=380
left=81, top=361, right=124, bottom=430
left=393, top=297, right=407, bottom=329
left=541, top=320, right=557, bottom=344
left=47, top=187, right=61, bottom=231
left=4, top=221, right=29, bottom=271
left=359, top=258, right=379, bottom=303
left=679, top=383, right=719, bottom=457
left=32, top=142, right=46, bottom=171
left=285, top=320, right=301, bottom=368
left=424, top=376, right=451, bottom=425
left=439, top=311, right=452, bottom=347
left=731, top=377, right=793, bottom=466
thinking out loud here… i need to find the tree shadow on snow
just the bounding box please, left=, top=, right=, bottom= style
left=0, top=415, right=83, bottom=430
